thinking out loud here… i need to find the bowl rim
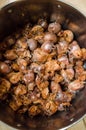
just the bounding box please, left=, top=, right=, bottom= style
left=0, top=0, right=86, bottom=130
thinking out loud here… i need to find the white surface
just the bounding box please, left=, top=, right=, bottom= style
left=0, top=0, right=86, bottom=129
left=60, top=0, right=86, bottom=16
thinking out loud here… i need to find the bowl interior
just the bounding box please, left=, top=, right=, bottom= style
left=0, top=0, right=86, bottom=130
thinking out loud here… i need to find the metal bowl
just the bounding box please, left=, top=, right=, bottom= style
left=0, top=0, right=86, bottom=130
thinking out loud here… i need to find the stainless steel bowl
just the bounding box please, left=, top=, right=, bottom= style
left=0, top=0, right=86, bottom=130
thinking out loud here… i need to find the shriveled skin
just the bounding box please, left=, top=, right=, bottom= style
left=27, top=88, right=40, bottom=103
left=17, top=58, right=28, bottom=72
left=28, top=105, right=41, bottom=116
left=30, top=62, right=45, bottom=74
left=58, top=30, right=74, bottom=43
left=58, top=55, right=69, bottom=69
left=0, top=78, right=11, bottom=99
left=22, top=70, right=34, bottom=84
left=68, top=41, right=82, bottom=59
left=18, top=106, right=28, bottom=114
left=16, top=49, right=31, bottom=59
left=45, top=60, right=60, bottom=74
left=27, top=82, right=35, bottom=91
left=34, top=33, right=44, bottom=44
left=4, top=49, right=17, bottom=60
left=28, top=25, right=44, bottom=44
left=50, top=81, right=62, bottom=93
left=0, top=19, right=86, bottom=117
left=20, top=95, right=31, bottom=106
left=42, top=100, right=58, bottom=116
left=15, top=37, right=28, bottom=49
left=11, top=62, right=19, bottom=71
left=74, top=61, right=86, bottom=81
left=36, top=78, right=49, bottom=91
left=9, top=95, right=22, bottom=111
left=63, top=30, right=74, bottom=43
left=52, top=74, right=63, bottom=83
left=57, top=41, right=68, bottom=55
left=68, top=79, right=84, bottom=91
left=7, top=72, right=22, bottom=84
left=61, top=68, right=74, bottom=83
left=55, top=91, right=73, bottom=103
left=75, top=65, right=84, bottom=78
left=81, top=48, right=86, bottom=60
left=13, top=84, right=27, bottom=96
left=29, top=25, right=44, bottom=36
left=32, top=48, right=49, bottom=63
left=58, top=102, right=71, bottom=111
left=41, top=87, right=49, bottom=99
